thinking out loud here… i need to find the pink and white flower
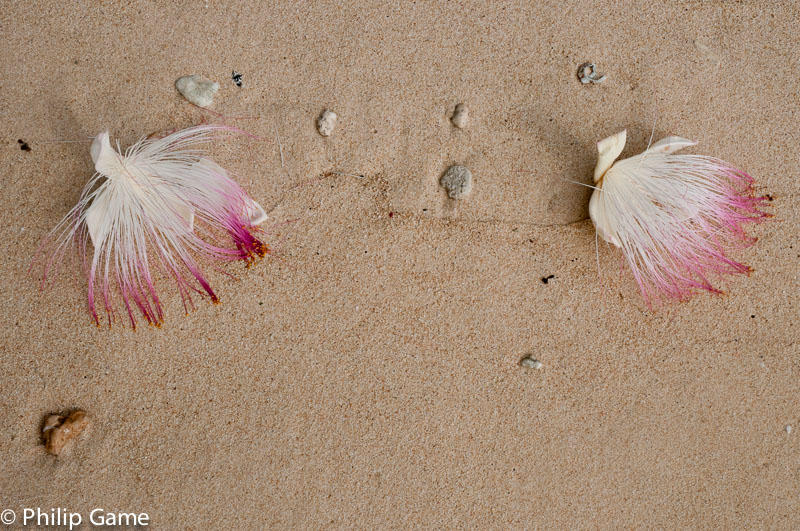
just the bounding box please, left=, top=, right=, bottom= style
left=40, top=125, right=268, bottom=327
left=589, top=130, right=770, bottom=303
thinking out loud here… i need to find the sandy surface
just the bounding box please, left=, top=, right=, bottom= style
left=1, top=1, right=799, bottom=528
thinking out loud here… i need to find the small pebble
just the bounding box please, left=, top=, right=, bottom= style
left=317, top=109, right=337, bottom=137
left=18, top=139, right=31, bottom=151
left=42, top=410, right=89, bottom=455
left=520, top=356, right=543, bottom=369
left=451, top=103, right=468, bottom=128
left=577, top=62, right=607, bottom=84
left=175, top=74, right=219, bottom=108
left=440, top=165, right=472, bottom=199
left=786, top=425, right=792, bottom=434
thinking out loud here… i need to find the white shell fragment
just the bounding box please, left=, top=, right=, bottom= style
left=440, top=165, right=472, bottom=199
left=577, top=62, right=607, bottom=84
left=317, top=109, right=337, bottom=137
left=175, top=75, right=219, bottom=108
left=175, top=74, right=219, bottom=107
left=520, top=356, right=543, bottom=369
left=451, top=103, right=469, bottom=129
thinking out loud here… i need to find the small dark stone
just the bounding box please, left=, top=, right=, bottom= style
left=541, top=274, right=555, bottom=284
left=18, top=139, right=31, bottom=151
left=231, top=70, right=243, bottom=87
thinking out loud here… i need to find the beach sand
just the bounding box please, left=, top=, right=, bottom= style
left=1, top=1, right=798, bottom=527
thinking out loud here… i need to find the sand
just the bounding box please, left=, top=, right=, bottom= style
left=1, top=1, right=799, bottom=528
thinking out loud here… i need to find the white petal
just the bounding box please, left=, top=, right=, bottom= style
left=90, top=131, right=123, bottom=176
left=90, top=131, right=109, bottom=165
left=85, top=187, right=111, bottom=247
left=158, top=188, right=195, bottom=232
left=174, top=202, right=195, bottom=231
left=594, top=130, right=627, bottom=183
left=588, top=187, right=620, bottom=247
left=195, top=158, right=267, bottom=225
left=245, top=199, right=268, bottom=225
left=195, top=157, right=227, bottom=176
left=645, top=136, right=697, bottom=155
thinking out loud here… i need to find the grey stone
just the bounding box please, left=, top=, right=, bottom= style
left=317, top=109, right=337, bottom=137
left=440, top=165, right=472, bottom=199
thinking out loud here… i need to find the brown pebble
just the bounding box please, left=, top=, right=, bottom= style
left=42, top=410, right=89, bottom=455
